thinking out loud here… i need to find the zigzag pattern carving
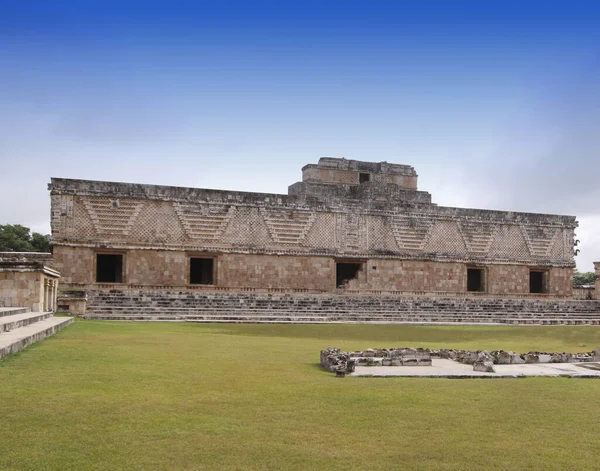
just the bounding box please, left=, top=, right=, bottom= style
left=174, top=203, right=234, bottom=241
left=261, top=209, right=316, bottom=245
left=391, top=216, right=435, bottom=250
left=458, top=221, right=497, bottom=254
left=82, top=198, right=144, bottom=236
left=522, top=226, right=560, bottom=258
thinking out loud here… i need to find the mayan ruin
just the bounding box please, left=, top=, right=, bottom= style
left=41, top=157, right=600, bottom=323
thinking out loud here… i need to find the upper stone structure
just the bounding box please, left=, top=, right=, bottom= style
left=289, top=157, right=431, bottom=204
left=301, top=157, right=418, bottom=188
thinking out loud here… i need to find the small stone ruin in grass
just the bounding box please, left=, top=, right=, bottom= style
left=320, top=347, right=600, bottom=376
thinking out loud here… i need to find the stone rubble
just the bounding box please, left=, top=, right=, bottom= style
left=320, top=346, right=600, bottom=375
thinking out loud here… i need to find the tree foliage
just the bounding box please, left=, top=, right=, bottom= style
left=0, top=224, right=51, bottom=253
left=573, top=270, right=596, bottom=286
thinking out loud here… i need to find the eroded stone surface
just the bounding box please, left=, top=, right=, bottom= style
left=473, top=361, right=496, bottom=373
left=320, top=346, right=600, bottom=376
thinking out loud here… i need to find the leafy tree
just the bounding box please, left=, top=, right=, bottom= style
left=0, top=224, right=51, bottom=253
left=573, top=270, right=596, bottom=286
left=30, top=231, right=51, bottom=252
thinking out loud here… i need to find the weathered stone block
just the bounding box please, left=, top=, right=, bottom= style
left=473, top=361, right=495, bottom=373
left=525, top=353, right=539, bottom=364
left=495, top=351, right=512, bottom=364
left=511, top=354, right=526, bottom=364
left=538, top=354, right=552, bottom=363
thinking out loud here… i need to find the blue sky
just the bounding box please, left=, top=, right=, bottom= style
left=1, top=0, right=600, bottom=270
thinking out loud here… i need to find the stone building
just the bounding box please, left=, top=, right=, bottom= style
left=595, top=262, right=600, bottom=300
left=49, top=158, right=577, bottom=299
left=0, top=252, right=59, bottom=312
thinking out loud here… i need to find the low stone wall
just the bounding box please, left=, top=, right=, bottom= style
left=321, top=347, right=600, bottom=375
left=321, top=347, right=433, bottom=375
left=57, top=290, right=87, bottom=316
left=320, top=348, right=356, bottom=375
left=573, top=287, right=595, bottom=300
left=435, top=348, right=597, bottom=365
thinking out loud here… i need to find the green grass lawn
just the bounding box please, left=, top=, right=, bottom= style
left=2, top=321, right=600, bottom=470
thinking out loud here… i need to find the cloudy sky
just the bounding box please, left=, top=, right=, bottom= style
left=1, top=0, right=599, bottom=270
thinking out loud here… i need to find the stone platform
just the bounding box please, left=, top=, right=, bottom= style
left=82, top=289, right=600, bottom=325
left=0, top=307, right=73, bottom=359
left=352, top=359, right=600, bottom=378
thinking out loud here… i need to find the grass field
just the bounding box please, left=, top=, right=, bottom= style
left=2, top=320, right=600, bottom=470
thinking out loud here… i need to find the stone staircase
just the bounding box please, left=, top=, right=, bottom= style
left=84, top=290, right=600, bottom=325
left=0, top=307, right=73, bottom=359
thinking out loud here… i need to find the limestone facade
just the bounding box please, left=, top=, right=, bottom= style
left=0, top=252, right=59, bottom=312
left=595, top=262, right=600, bottom=299
left=49, top=158, right=577, bottom=297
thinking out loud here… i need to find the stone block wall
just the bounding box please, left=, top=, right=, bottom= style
left=346, top=260, right=465, bottom=293
left=486, top=265, right=572, bottom=297
left=347, top=263, right=572, bottom=296
left=52, top=246, right=95, bottom=285
left=595, top=262, right=600, bottom=300
left=53, top=244, right=574, bottom=296
left=218, top=254, right=335, bottom=290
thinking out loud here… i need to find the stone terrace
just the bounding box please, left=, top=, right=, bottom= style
left=0, top=307, right=73, bottom=359
left=83, top=290, right=600, bottom=325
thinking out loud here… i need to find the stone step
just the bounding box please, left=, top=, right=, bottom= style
left=82, top=310, right=600, bottom=324
left=81, top=314, right=600, bottom=325
left=0, top=316, right=74, bottom=359
left=0, top=307, right=30, bottom=318
left=82, top=291, right=600, bottom=325
left=0, top=311, right=54, bottom=332
left=84, top=306, right=600, bottom=319
left=88, top=299, right=600, bottom=309
left=88, top=296, right=600, bottom=310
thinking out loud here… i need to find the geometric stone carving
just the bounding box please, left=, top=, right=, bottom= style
left=550, top=229, right=567, bottom=259
left=489, top=224, right=530, bottom=259
left=522, top=226, right=560, bottom=258
left=260, top=208, right=316, bottom=245
left=425, top=220, right=468, bottom=254
left=391, top=216, right=435, bottom=251
left=82, top=198, right=144, bottom=236
left=458, top=221, right=497, bottom=254
left=174, top=203, right=235, bottom=241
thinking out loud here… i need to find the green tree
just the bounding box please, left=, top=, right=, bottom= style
left=0, top=224, right=51, bottom=252
left=573, top=270, right=596, bottom=286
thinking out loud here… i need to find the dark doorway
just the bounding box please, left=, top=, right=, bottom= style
left=467, top=268, right=484, bottom=292
left=359, top=173, right=370, bottom=183
left=96, top=254, right=123, bottom=283
left=530, top=271, right=546, bottom=293
left=336, top=262, right=361, bottom=288
left=190, top=258, right=214, bottom=285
